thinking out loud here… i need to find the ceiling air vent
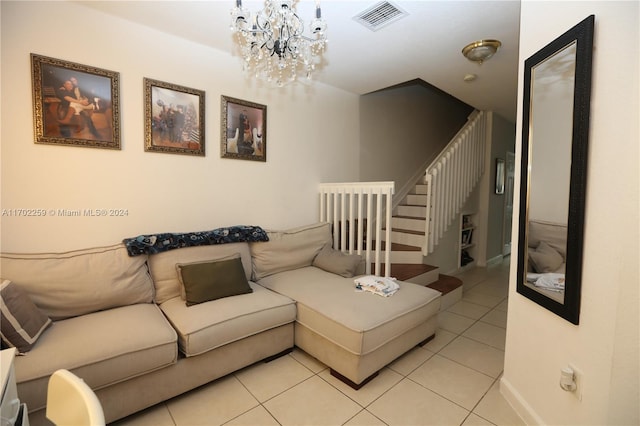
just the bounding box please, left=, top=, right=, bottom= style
left=354, top=1, right=408, bottom=32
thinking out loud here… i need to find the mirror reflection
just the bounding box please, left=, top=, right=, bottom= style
left=517, top=14, right=593, bottom=325
left=524, top=42, right=577, bottom=304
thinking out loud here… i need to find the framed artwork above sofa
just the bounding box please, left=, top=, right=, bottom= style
left=143, top=78, right=205, bottom=156
left=220, top=95, right=267, bottom=162
left=31, top=53, right=120, bottom=149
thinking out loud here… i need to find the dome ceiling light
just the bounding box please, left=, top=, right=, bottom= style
left=462, top=39, right=502, bottom=64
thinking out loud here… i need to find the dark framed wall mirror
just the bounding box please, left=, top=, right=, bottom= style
left=516, top=15, right=594, bottom=324
left=495, top=158, right=505, bottom=195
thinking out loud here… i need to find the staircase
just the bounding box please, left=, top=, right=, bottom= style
left=385, top=182, right=434, bottom=283
left=385, top=179, right=463, bottom=310
left=319, top=110, right=488, bottom=310
left=385, top=110, right=487, bottom=308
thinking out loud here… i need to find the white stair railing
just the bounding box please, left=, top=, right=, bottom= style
left=423, top=111, right=487, bottom=255
left=319, top=182, right=394, bottom=277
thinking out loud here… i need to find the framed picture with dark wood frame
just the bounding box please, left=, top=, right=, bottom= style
left=31, top=53, right=120, bottom=149
left=144, top=78, right=205, bottom=156
left=221, top=95, right=266, bottom=162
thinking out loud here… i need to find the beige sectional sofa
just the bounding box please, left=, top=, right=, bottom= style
left=1, top=222, right=441, bottom=425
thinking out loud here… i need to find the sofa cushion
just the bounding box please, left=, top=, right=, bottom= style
left=250, top=222, right=332, bottom=280
left=0, top=280, right=51, bottom=353
left=160, top=282, right=296, bottom=357
left=527, top=220, right=567, bottom=260
left=148, top=243, right=253, bottom=304
left=312, top=245, right=363, bottom=278
left=257, top=266, right=441, bottom=356
left=177, top=254, right=253, bottom=306
left=0, top=244, right=154, bottom=320
left=14, top=303, right=177, bottom=412
left=529, top=241, right=564, bottom=273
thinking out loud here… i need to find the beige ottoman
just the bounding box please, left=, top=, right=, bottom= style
left=257, top=266, right=441, bottom=388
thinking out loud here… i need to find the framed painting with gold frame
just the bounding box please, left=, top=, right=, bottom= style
left=221, top=95, right=266, bottom=162
left=31, top=53, right=120, bottom=149
left=144, top=78, right=205, bottom=156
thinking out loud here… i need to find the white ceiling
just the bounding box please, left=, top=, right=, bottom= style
left=77, top=0, right=521, bottom=122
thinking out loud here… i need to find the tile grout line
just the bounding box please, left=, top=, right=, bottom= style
left=358, top=269, right=509, bottom=425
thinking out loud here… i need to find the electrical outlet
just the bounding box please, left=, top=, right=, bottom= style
left=569, top=363, right=584, bottom=401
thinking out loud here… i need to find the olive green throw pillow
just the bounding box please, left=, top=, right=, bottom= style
left=176, top=254, right=253, bottom=306
left=312, top=244, right=363, bottom=278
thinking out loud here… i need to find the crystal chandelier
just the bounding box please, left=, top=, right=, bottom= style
left=230, top=0, right=328, bottom=86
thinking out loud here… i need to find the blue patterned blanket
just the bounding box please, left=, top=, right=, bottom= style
left=123, top=225, right=269, bottom=256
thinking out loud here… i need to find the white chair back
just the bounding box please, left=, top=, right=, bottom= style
left=46, top=369, right=105, bottom=426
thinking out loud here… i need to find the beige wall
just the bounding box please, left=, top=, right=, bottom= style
left=503, top=2, right=639, bottom=425
left=359, top=84, right=473, bottom=189
left=0, top=1, right=360, bottom=252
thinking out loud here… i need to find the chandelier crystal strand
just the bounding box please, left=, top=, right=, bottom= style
left=231, top=0, right=327, bottom=85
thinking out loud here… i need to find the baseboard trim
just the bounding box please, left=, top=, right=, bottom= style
left=487, top=255, right=504, bottom=267
left=500, top=376, right=545, bottom=425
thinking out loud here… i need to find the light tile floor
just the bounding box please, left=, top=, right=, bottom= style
left=113, top=258, right=524, bottom=426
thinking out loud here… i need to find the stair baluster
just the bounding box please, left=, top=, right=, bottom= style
left=319, top=182, right=394, bottom=277
left=422, top=110, right=487, bottom=255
